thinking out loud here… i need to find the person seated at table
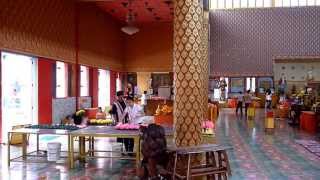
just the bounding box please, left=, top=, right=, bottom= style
left=137, top=124, right=169, bottom=179
left=96, top=107, right=106, bottom=119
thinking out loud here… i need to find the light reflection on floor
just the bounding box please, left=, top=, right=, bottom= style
left=1, top=108, right=320, bottom=180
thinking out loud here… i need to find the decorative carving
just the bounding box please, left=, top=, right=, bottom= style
left=173, top=0, right=205, bottom=147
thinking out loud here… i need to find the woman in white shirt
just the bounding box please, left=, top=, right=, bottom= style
left=265, top=90, right=272, bottom=109
left=121, top=96, right=145, bottom=124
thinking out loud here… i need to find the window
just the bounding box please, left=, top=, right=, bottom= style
left=241, top=0, right=249, bottom=7
left=80, top=65, right=89, bottom=97
left=246, top=77, right=256, bottom=92
left=307, top=0, right=316, bottom=5
left=116, top=73, right=122, bottom=92
left=234, top=0, right=241, bottom=8
left=210, top=0, right=320, bottom=9
left=56, top=61, right=68, bottom=98
left=98, top=69, right=111, bottom=108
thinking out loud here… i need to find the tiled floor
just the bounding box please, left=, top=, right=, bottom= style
left=1, top=108, right=320, bottom=180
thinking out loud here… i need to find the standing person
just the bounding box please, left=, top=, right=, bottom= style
left=119, top=96, right=144, bottom=154
left=236, top=91, right=244, bottom=115
left=121, top=96, right=145, bottom=124
left=266, top=89, right=272, bottom=109
left=244, top=90, right=252, bottom=115
left=141, top=91, right=148, bottom=112
left=109, top=91, right=127, bottom=123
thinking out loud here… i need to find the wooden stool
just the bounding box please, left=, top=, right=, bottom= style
left=168, top=144, right=232, bottom=180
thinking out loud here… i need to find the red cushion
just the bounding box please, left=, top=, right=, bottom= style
left=86, top=108, right=98, bottom=119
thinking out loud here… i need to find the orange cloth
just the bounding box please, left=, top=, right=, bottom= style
left=154, top=115, right=173, bottom=126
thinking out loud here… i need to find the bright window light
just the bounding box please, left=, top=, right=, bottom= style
left=246, top=77, right=251, bottom=90
left=226, top=0, right=233, bottom=8
left=80, top=65, right=89, bottom=97
left=317, top=0, right=320, bottom=5
left=218, top=0, right=225, bottom=9
left=291, top=0, right=299, bottom=6
left=248, top=0, right=256, bottom=7
left=251, top=78, right=256, bottom=92
left=275, top=0, right=283, bottom=6
left=256, top=0, right=264, bottom=7
left=234, top=0, right=241, bottom=8
left=299, top=0, right=307, bottom=6
left=283, top=0, right=291, bottom=6
left=241, top=0, right=248, bottom=7
left=116, top=73, right=122, bottom=92
left=98, top=69, right=110, bottom=108
left=264, top=0, right=272, bottom=7
left=307, top=0, right=315, bottom=5
left=56, top=61, right=68, bottom=98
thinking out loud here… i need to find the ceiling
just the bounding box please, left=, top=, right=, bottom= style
left=94, top=0, right=174, bottom=23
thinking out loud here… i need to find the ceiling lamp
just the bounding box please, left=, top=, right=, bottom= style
left=121, top=0, right=139, bottom=35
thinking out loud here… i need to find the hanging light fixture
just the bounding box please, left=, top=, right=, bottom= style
left=121, top=0, right=139, bottom=35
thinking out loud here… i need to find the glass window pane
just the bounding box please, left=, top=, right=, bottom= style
left=251, top=78, right=256, bottom=91
left=234, top=0, right=241, bottom=8
left=241, top=0, right=248, bottom=7
left=56, top=61, right=67, bottom=98
left=264, top=0, right=272, bottom=7
left=307, top=0, right=316, bottom=5
left=210, top=0, right=216, bottom=9
left=283, top=0, right=290, bottom=6
left=291, top=0, right=299, bottom=6
left=218, top=0, right=225, bottom=9
left=80, top=66, right=89, bottom=97
left=299, top=0, right=307, bottom=6
left=226, top=0, right=233, bottom=8
left=256, top=0, right=264, bottom=7
left=317, top=0, right=320, bottom=5
left=246, top=78, right=251, bottom=90
left=248, top=0, right=256, bottom=7
left=275, top=0, right=282, bottom=6
left=98, top=69, right=110, bottom=108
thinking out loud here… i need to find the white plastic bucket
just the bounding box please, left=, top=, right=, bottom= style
left=47, top=142, right=61, bottom=161
left=108, top=142, right=123, bottom=157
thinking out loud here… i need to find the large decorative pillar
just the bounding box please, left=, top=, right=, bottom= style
left=202, top=10, right=209, bottom=120
left=173, top=0, right=205, bottom=147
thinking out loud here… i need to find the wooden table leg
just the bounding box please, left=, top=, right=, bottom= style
left=222, top=150, right=231, bottom=176
left=7, top=132, right=11, bottom=167
left=79, top=136, right=86, bottom=162
left=69, top=135, right=74, bottom=169
left=36, top=134, right=39, bottom=152
left=134, top=137, right=140, bottom=168
left=22, top=133, right=27, bottom=160
left=91, top=136, right=95, bottom=156
left=186, top=154, right=191, bottom=180
left=172, top=152, right=178, bottom=180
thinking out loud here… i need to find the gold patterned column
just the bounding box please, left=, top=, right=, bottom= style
left=173, top=0, right=204, bottom=147
left=202, top=11, right=209, bottom=120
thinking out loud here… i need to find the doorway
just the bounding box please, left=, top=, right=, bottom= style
left=1, top=52, right=38, bottom=143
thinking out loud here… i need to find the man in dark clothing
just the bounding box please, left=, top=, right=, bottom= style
left=109, top=91, right=127, bottom=123
left=109, top=91, right=133, bottom=154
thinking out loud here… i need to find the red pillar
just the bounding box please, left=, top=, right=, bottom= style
left=90, top=68, right=99, bottom=107
left=38, top=58, right=54, bottom=125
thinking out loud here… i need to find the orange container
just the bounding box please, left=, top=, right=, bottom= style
left=154, top=114, right=173, bottom=127
left=228, top=98, right=237, bottom=108
left=300, top=111, right=318, bottom=134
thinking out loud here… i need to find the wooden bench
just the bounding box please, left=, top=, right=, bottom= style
left=166, top=144, right=232, bottom=180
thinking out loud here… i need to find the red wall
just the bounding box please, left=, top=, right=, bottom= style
left=90, top=68, right=99, bottom=107
left=38, top=58, right=54, bottom=124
